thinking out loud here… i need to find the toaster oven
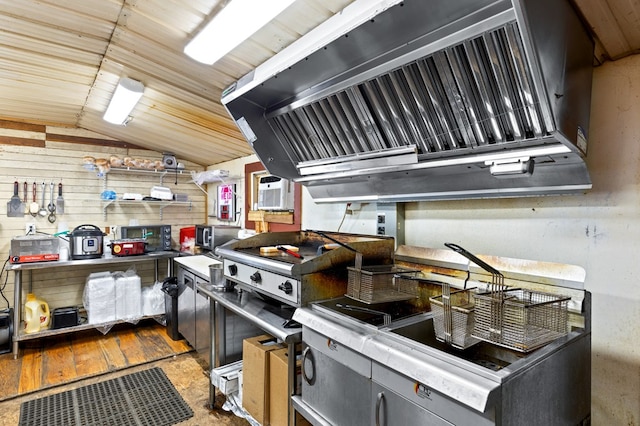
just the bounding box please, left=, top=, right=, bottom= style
left=120, top=225, right=172, bottom=251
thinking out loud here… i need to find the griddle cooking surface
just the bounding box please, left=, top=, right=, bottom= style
left=235, top=242, right=323, bottom=264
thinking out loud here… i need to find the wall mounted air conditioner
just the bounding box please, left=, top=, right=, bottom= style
left=258, top=175, right=294, bottom=210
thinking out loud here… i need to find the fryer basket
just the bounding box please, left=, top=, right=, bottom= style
left=346, top=262, right=419, bottom=304
left=472, top=288, right=570, bottom=352
left=429, top=287, right=480, bottom=349
left=443, top=243, right=570, bottom=353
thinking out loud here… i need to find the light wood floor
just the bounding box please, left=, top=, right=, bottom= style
left=0, top=319, right=192, bottom=401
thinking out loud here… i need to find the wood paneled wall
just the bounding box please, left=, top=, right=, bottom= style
left=0, top=121, right=206, bottom=315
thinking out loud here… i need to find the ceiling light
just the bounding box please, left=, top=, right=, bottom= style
left=184, top=0, right=296, bottom=65
left=103, top=77, right=145, bottom=125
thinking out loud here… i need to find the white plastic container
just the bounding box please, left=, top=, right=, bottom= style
left=115, top=273, right=142, bottom=320
left=84, top=272, right=116, bottom=324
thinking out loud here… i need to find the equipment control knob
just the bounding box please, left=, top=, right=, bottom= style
left=250, top=271, right=262, bottom=283
left=278, top=281, right=293, bottom=295
left=228, top=264, right=238, bottom=276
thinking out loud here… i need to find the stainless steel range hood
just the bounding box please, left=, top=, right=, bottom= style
left=222, top=0, right=594, bottom=202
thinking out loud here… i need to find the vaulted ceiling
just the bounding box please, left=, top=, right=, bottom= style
left=0, top=0, right=638, bottom=166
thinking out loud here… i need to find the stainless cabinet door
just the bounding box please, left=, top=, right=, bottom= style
left=195, top=280, right=210, bottom=360
left=301, top=346, right=371, bottom=426
left=177, top=267, right=196, bottom=348
left=371, top=382, right=453, bottom=426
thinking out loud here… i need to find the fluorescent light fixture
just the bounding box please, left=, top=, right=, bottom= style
left=103, top=77, right=145, bottom=125
left=184, top=0, right=296, bottom=65
left=486, top=157, right=535, bottom=178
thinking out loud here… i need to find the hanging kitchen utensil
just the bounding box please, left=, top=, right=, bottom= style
left=47, top=182, right=55, bottom=213
left=29, top=182, right=39, bottom=216
left=23, top=182, right=29, bottom=214
left=55, top=182, right=64, bottom=214
left=48, top=182, right=56, bottom=223
left=38, top=182, right=47, bottom=217
left=7, top=181, right=23, bottom=217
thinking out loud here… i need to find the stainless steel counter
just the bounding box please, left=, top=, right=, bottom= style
left=174, top=254, right=220, bottom=279
left=6, top=251, right=178, bottom=358
left=7, top=250, right=177, bottom=272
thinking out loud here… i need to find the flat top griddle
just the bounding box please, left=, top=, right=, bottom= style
left=218, top=231, right=396, bottom=276
left=234, top=241, right=324, bottom=265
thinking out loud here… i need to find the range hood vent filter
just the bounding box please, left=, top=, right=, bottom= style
left=270, top=23, right=549, bottom=168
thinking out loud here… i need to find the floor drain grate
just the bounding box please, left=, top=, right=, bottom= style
left=19, top=367, right=193, bottom=426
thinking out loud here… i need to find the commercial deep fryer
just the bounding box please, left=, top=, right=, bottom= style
left=292, top=245, right=591, bottom=425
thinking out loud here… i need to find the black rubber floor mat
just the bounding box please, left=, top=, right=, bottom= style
left=19, top=367, right=193, bottom=426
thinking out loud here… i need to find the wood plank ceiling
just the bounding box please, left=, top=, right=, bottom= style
left=0, top=0, right=638, bottom=167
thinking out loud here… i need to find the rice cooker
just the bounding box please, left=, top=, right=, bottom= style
left=70, top=224, right=104, bottom=260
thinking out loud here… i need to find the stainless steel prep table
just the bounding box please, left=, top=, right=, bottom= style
left=7, top=251, right=177, bottom=358
left=199, top=287, right=302, bottom=425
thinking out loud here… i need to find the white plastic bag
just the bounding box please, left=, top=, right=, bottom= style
left=142, top=280, right=165, bottom=316
left=114, top=266, right=142, bottom=322
left=191, top=169, right=229, bottom=185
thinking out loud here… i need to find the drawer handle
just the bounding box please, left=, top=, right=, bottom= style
left=375, top=391, right=385, bottom=426
left=301, top=346, right=315, bottom=385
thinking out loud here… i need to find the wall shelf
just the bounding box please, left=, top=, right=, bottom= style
left=101, top=199, right=192, bottom=220
left=99, top=167, right=192, bottom=219
left=106, top=167, right=189, bottom=185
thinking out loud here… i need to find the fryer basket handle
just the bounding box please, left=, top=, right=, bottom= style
left=444, top=243, right=503, bottom=277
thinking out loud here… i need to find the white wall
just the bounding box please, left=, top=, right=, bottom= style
left=402, top=55, right=640, bottom=425
left=219, top=55, right=640, bottom=424
left=206, top=154, right=258, bottom=228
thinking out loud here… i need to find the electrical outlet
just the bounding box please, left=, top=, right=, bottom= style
left=26, top=223, right=36, bottom=235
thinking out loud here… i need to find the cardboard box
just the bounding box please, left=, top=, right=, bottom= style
left=211, top=360, right=243, bottom=395
left=269, top=347, right=311, bottom=426
left=242, top=334, right=284, bottom=425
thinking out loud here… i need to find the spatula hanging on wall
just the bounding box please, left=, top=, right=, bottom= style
left=7, top=181, right=23, bottom=217
left=56, top=182, right=64, bottom=214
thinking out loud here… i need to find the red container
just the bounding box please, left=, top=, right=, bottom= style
left=180, top=226, right=196, bottom=253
